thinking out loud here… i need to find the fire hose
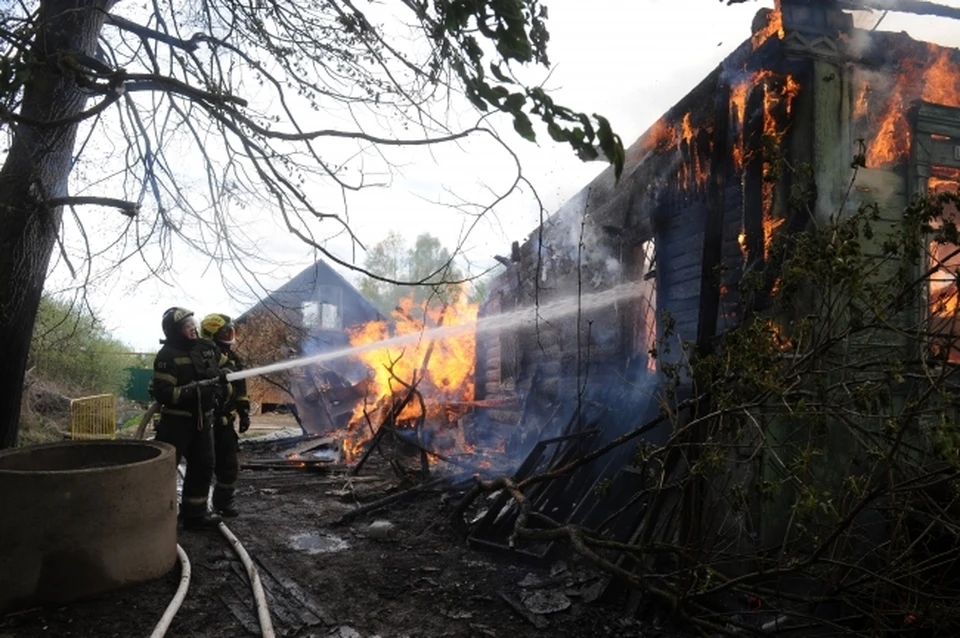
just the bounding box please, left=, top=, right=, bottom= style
left=144, top=438, right=276, bottom=638
left=217, top=522, right=276, bottom=638
left=149, top=544, right=191, bottom=638
left=149, top=523, right=275, bottom=638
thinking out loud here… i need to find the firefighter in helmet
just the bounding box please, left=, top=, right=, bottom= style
left=200, top=313, right=251, bottom=517
left=150, top=307, right=226, bottom=530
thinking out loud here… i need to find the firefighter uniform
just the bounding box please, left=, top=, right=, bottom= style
left=200, top=313, right=251, bottom=517
left=151, top=307, right=225, bottom=530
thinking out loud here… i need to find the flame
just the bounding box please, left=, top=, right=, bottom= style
left=783, top=75, right=801, bottom=116
left=865, top=45, right=960, bottom=168
left=681, top=112, right=695, bottom=148
left=760, top=77, right=793, bottom=260
left=751, top=7, right=784, bottom=51
left=922, top=46, right=960, bottom=106
left=640, top=118, right=678, bottom=156
left=343, top=291, right=478, bottom=460
left=853, top=83, right=871, bottom=120
left=730, top=70, right=781, bottom=171
left=766, top=319, right=791, bottom=351
left=730, top=81, right=751, bottom=173
left=927, top=170, right=960, bottom=361
left=865, top=80, right=910, bottom=167
left=729, top=70, right=797, bottom=258
left=679, top=112, right=709, bottom=191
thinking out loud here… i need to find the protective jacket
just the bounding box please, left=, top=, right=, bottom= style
left=150, top=334, right=223, bottom=522
left=152, top=337, right=223, bottom=424
left=215, top=346, right=250, bottom=428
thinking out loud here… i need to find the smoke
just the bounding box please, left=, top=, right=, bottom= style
left=533, top=175, right=627, bottom=291
left=846, top=24, right=875, bottom=59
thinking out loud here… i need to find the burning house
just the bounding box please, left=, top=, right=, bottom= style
left=461, top=0, right=960, bottom=625
left=233, top=3, right=960, bottom=627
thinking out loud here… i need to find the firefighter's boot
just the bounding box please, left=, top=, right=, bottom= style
left=213, top=486, right=239, bottom=518
left=182, top=511, right=223, bottom=531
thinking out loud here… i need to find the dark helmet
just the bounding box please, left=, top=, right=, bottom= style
left=161, top=307, right=195, bottom=340
left=200, top=313, right=236, bottom=344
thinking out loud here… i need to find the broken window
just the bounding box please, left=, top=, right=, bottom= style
left=927, top=166, right=960, bottom=361
left=626, top=239, right=658, bottom=372
left=300, top=286, right=343, bottom=331
left=301, top=301, right=320, bottom=328
left=318, top=286, right=343, bottom=331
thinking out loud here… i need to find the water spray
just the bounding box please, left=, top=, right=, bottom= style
left=219, top=283, right=644, bottom=384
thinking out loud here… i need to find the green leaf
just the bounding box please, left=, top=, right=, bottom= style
left=504, top=92, right=526, bottom=113
left=513, top=112, right=536, bottom=142
left=489, top=62, right=513, bottom=84
left=546, top=122, right=566, bottom=142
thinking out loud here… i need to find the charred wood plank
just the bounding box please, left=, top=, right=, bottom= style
left=254, top=554, right=335, bottom=627
left=218, top=586, right=261, bottom=635
left=332, top=475, right=460, bottom=526
left=228, top=561, right=302, bottom=631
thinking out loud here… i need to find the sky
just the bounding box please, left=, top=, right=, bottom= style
left=46, top=0, right=960, bottom=353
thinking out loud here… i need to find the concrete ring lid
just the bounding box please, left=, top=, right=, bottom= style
left=0, top=439, right=176, bottom=473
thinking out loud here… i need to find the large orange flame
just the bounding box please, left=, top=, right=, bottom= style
left=922, top=46, right=960, bottom=106
left=343, top=291, right=478, bottom=460
left=865, top=78, right=910, bottom=168
left=865, top=45, right=960, bottom=168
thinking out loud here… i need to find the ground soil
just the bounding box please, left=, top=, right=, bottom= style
left=0, top=415, right=683, bottom=638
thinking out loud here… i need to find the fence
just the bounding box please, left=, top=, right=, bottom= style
left=70, top=393, right=117, bottom=440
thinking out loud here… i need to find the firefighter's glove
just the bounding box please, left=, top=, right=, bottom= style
left=218, top=368, right=233, bottom=386
left=238, top=414, right=251, bottom=434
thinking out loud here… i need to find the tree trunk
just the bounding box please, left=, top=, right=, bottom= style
left=0, top=0, right=115, bottom=448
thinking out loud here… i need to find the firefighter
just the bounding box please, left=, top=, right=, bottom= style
left=150, top=307, right=226, bottom=531
left=200, top=313, right=251, bottom=517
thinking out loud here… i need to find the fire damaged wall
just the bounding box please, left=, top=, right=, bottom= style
left=472, top=3, right=960, bottom=579
left=476, top=10, right=808, bottom=453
